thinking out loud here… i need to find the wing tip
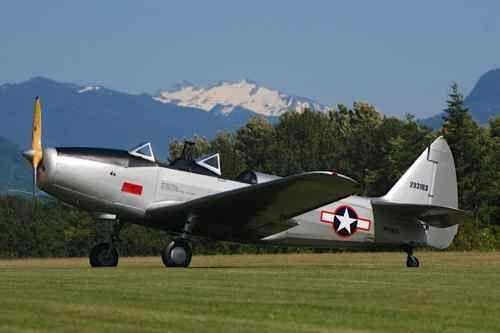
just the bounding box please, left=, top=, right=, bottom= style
left=332, top=171, right=359, bottom=185
left=305, top=170, right=359, bottom=185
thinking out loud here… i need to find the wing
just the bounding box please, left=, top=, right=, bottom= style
left=145, top=172, right=359, bottom=241
left=372, top=200, right=472, bottom=227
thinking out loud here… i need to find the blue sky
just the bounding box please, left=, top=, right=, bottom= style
left=1, top=1, right=499, bottom=117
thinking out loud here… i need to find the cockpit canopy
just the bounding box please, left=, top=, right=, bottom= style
left=128, top=141, right=222, bottom=177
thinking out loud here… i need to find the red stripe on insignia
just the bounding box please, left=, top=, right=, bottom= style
left=121, top=182, right=143, bottom=195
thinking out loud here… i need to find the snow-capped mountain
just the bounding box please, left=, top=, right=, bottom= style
left=154, top=79, right=328, bottom=117
left=77, top=85, right=101, bottom=93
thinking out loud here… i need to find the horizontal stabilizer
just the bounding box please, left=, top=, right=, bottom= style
left=372, top=200, right=471, bottom=228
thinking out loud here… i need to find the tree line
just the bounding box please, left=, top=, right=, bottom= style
left=0, top=83, right=499, bottom=257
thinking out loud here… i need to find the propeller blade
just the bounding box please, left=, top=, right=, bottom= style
left=31, top=96, right=43, bottom=170
left=22, top=96, right=44, bottom=204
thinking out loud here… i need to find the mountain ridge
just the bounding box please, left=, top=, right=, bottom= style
left=0, top=76, right=264, bottom=157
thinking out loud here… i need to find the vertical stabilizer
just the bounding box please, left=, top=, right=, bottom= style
left=383, top=136, right=458, bottom=209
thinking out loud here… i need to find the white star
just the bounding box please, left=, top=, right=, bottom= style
left=335, top=209, right=357, bottom=234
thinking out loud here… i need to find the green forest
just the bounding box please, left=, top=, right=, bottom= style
left=1, top=84, right=499, bottom=258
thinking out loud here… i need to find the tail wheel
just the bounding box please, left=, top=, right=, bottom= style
left=162, top=240, right=192, bottom=268
left=89, top=243, right=119, bottom=267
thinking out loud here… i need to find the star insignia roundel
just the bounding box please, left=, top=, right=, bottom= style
left=332, top=206, right=358, bottom=237
left=321, top=205, right=372, bottom=237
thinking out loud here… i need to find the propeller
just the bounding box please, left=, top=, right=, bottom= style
left=22, top=96, right=43, bottom=201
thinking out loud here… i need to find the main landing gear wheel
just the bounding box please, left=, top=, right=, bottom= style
left=162, top=239, right=192, bottom=268
left=89, top=219, right=124, bottom=268
left=89, top=243, right=119, bottom=267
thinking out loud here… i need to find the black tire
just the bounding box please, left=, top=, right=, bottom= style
left=162, top=240, right=192, bottom=268
left=89, top=243, right=119, bottom=267
left=406, top=255, right=420, bottom=268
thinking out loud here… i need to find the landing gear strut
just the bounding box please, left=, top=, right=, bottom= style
left=162, top=215, right=195, bottom=268
left=89, top=220, right=123, bottom=267
left=402, top=245, right=420, bottom=268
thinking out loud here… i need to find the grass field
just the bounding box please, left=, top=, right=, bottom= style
left=1, top=252, right=500, bottom=333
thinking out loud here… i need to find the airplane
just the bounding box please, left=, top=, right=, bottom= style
left=22, top=97, right=469, bottom=268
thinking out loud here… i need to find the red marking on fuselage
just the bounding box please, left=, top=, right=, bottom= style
left=356, top=216, right=371, bottom=231
left=121, top=182, right=143, bottom=196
